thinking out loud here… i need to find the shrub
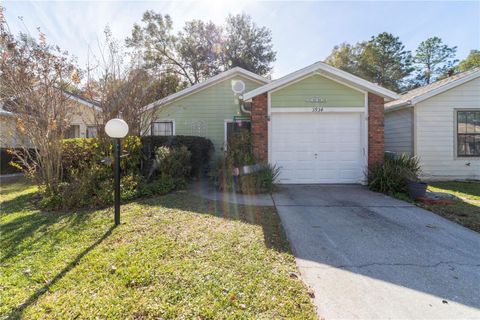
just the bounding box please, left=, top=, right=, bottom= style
left=211, top=131, right=280, bottom=194
left=368, top=153, right=421, bottom=194
left=153, top=146, right=191, bottom=187
left=141, top=136, right=213, bottom=177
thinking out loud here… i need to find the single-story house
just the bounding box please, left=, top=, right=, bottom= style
left=0, top=90, right=101, bottom=149
left=145, top=62, right=399, bottom=184
left=385, top=68, right=480, bottom=180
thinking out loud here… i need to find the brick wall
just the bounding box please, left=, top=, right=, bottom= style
left=251, top=93, right=268, bottom=162
left=368, top=92, right=385, bottom=168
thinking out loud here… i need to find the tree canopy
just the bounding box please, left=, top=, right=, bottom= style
left=457, top=50, right=480, bottom=72
left=325, top=33, right=413, bottom=92
left=126, top=11, right=276, bottom=85
left=412, top=36, right=457, bottom=85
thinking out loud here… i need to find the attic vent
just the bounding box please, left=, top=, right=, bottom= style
left=232, top=80, right=246, bottom=94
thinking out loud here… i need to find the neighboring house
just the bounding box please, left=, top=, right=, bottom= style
left=63, top=91, right=102, bottom=139
left=0, top=90, right=102, bottom=149
left=0, top=108, right=21, bottom=148
left=143, top=67, right=270, bottom=157
left=146, top=62, right=398, bottom=184
left=385, top=68, right=480, bottom=180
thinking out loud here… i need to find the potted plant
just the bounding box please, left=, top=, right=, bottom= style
left=403, top=166, right=427, bottom=199
left=406, top=177, right=428, bottom=199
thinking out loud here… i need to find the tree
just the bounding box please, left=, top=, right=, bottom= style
left=325, top=33, right=412, bottom=92
left=222, top=13, right=276, bottom=75
left=413, top=37, right=457, bottom=85
left=357, top=33, right=413, bottom=92
left=126, top=11, right=276, bottom=84
left=85, top=29, right=183, bottom=138
left=0, top=7, right=80, bottom=191
left=457, top=50, right=480, bottom=72
left=324, top=43, right=358, bottom=75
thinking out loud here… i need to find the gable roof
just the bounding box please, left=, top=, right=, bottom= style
left=385, top=68, right=480, bottom=110
left=144, top=67, right=270, bottom=111
left=243, top=61, right=399, bottom=101
left=0, top=87, right=102, bottom=112
left=62, top=90, right=102, bottom=111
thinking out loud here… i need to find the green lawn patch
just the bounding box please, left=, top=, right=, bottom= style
left=0, top=180, right=316, bottom=319
left=423, top=181, right=480, bottom=232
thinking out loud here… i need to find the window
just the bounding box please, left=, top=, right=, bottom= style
left=457, top=110, right=480, bottom=157
left=86, top=126, right=98, bottom=138
left=65, top=125, right=80, bottom=138
left=151, top=121, right=174, bottom=136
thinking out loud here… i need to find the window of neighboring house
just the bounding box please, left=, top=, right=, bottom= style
left=65, top=125, right=80, bottom=138
left=457, top=110, right=480, bottom=157
left=86, top=126, right=98, bottom=138
left=151, top=121, right=174, bottom=136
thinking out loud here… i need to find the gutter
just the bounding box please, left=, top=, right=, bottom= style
left=385, top=100, right=412, bottom=113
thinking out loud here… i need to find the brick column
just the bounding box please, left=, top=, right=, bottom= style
left=368, top=92, right=385, bottom=169
left=251, top=93, right=268, bottom=162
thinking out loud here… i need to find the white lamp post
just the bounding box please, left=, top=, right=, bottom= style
left=105, top=118, right=129, bottom=225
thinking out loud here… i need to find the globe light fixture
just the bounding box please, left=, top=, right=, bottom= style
left=105, top=118, right=129, bottom=225
left=105, top=118, right=129, bottom=138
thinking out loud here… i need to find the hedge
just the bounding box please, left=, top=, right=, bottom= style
left=141, top=136, right=214, bottom=177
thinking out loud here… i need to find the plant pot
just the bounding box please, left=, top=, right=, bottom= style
left=407, top=181, right=428, bottom=199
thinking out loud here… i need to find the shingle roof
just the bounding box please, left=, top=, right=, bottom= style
left=386, top=68, right=480, bottom=109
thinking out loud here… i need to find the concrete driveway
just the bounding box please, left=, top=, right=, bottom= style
left=273, top=185, right=480, bottom=319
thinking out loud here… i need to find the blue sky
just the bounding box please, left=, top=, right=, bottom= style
left=3, top=1, right=479, bottom=78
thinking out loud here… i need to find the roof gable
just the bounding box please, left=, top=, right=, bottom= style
left=386, top=68, right=480, bottom=110
left=144, top=67, right=269, bottom=111
left=243, top=61, right=399, bottom=101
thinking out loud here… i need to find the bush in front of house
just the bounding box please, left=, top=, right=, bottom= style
left=368, top=152, right=421, bottom=194
left=211, top=130, right=280, bottom=194
left=40, top=136, right=204, bottom=210
left=141, top=136, right=214, bottom=177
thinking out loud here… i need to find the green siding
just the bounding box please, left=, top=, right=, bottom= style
left=153, top=75, right=262, bottom=158
left=271, top=74, right=364, bottom=108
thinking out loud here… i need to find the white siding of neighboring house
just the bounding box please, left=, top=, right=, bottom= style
left=414, top=77, right=480, bottom=180
left=385, top=108, right=413, bottom=155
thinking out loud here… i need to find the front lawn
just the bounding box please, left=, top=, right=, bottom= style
left=423, top=181, right=480, bottom=232
left=0, top=180, right=316, bottom=319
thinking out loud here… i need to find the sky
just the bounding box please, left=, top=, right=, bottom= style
left=2, top=1, right=480, bottom=78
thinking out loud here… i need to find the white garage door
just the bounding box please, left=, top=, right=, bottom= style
left=271, top=112, right=364, bottom=184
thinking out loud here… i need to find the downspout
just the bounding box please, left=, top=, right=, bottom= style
left=239, top=95, right=251, bottom=115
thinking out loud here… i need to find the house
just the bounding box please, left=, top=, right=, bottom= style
left=0, top=90, right=102, bottom=149
left=145, top=62, right=399, bottom=184
left=385, top=68, right=480, bottom=180
left=143, top=67, right=270, bottom=157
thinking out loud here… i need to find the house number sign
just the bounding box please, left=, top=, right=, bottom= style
left=306, top=96, right=327, bottom=112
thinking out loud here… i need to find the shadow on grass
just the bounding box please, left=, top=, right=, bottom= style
left=6, top=225, right=116, bottom=320
left=0, top=187, right=97, bottom=264
left=421, top=199, right=480, bottom=233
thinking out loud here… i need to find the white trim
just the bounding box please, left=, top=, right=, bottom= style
left=144, top=67, right=270, bottom=111
left=267, top=91, right=272, bottom=163
left=363, top=91, right=368, bottom=184
left=386, top=69, right=480, bottom=109
left=150, top=119, right=176, bottom=136
left=63, top=92, right=102, bottom=112
left=411, top=72, right=480, bottom=105
left=270, top=107, right=365, bottom=113
left=243, top=61, right=399, bottom=101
